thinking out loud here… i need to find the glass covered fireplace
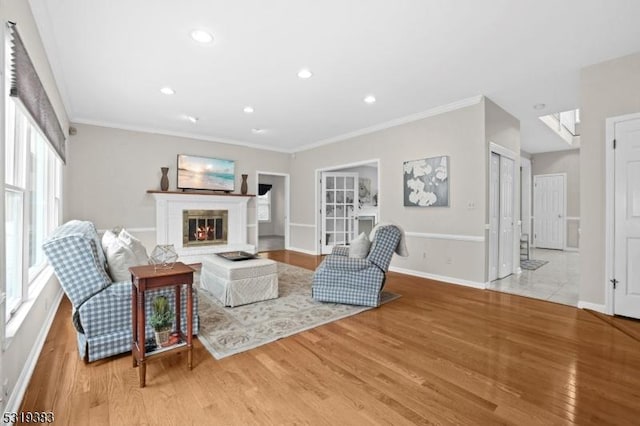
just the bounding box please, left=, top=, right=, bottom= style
left=183, top=209, right=228, bottom=247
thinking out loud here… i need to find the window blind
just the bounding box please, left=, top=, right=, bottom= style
left=8, top=22, right=66, bottom=163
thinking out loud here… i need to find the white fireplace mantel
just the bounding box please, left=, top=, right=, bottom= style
left=149, top=191, right=255, bottom=263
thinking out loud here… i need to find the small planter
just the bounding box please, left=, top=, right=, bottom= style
left=149, top=295, right=174, bottom=348
left=154, top=328, right=172, bottom=347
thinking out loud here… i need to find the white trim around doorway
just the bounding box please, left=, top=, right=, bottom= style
left=255, top=171, right=291, bottom=252
left=314, top=159, right=381, bottom=255
left=488, top=142, right=519, bottom=280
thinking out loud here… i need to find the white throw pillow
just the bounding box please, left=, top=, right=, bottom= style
left=103, top=237, right=137, bottom=282
left=101, top=229, right=118, bottom=256
left=349, top=232, right=371, bottom=258
left=118, top=228, right=149, bottom=265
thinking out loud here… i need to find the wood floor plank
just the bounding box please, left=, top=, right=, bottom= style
left=16, top=250, right=640, bottom=425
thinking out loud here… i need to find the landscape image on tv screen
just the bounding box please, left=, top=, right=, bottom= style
left=177, top=154, right=235, bottom=191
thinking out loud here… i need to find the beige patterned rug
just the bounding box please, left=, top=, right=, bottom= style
left=196, top=262, right=400, bottom=359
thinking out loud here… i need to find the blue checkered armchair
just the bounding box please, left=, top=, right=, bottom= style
left=43, top=220, right=199, bottom=362
left=312, top=225, right=402, bottom=307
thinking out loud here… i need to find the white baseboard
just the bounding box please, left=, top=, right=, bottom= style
left=389, top=266, right=486, bottom=289
left=6, top=289, right=63, bottom=415
left=564, top=247, right=579, bottom=252
left=286, top=246, right=317, bottom=256
left=577, top=301, right=607, bottom=314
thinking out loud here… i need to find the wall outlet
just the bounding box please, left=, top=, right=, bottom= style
left=446, top=257, right=453, bottom=264
left=467, top=201, right=476, bottom=210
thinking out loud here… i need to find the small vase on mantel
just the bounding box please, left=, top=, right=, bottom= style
left=241, top=174, right=248, bottom=195
left=160, top=167, right=169, bottom=191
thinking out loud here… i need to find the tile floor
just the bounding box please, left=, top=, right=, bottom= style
left=487, top=248, right=580, bottom=307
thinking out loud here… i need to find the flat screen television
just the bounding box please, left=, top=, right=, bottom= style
left=177, top=154, right=235, bottom=192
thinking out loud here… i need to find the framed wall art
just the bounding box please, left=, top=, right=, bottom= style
left=403, top=156, right=449, bottom=207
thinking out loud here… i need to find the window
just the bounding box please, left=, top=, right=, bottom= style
left=257, top=190, right=271, bottom=222
left=4, top=99, right=63, bottom=321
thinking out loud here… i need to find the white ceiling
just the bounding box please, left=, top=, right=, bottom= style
left=30, top=0, right=640, bottom=154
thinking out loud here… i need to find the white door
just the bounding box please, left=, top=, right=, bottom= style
left=533, top=175, right=565, bottom=249
left=499, top=156, right=515, bottom=278
left=489, top=153, right=500, bottom=281
left=321, top=172, right=359, bottom=254
left=614, top=118, right=640, bottom=318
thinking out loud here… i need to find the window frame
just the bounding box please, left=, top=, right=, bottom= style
left=4, top=98, right=63, bottom=322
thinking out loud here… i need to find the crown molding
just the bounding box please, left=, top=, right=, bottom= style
left=295, top=95, right=484, bottom=153
left=70, top=118, right=292, bottom=154
left=70, top=95, right=484, bottom=155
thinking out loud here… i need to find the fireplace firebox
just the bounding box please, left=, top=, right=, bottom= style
left=183, top=209, right=228, bottom=247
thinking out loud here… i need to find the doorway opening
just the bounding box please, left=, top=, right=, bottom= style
left=315, top=159, right=380, bottom=255
left=489, top=148, right=581, bottom=307
left=255, top=172, right=290, bottom=252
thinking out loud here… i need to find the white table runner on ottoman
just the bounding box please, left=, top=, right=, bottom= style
left=201, top=256, right=278, bottom=307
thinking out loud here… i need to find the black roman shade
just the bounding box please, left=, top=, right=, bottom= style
left=258, top=184, right=272, bottom=195
left=8, top=22, right=66, bottom=163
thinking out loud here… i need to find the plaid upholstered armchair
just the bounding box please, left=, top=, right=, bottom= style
left=312, top=225, right=402, bottom=307
left=43, top=220, right=198, bottom=362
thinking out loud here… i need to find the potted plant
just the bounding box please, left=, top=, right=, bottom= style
left=148, top=295, right=174, bottom=347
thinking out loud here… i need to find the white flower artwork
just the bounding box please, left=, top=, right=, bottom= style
left=403, top=156, right=449, bottom=207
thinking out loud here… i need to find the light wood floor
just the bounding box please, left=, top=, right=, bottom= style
left=18, top=251, right=640, bottom=425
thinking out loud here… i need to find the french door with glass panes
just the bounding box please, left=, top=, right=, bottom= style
left=321, top=172, right=359, bottom=254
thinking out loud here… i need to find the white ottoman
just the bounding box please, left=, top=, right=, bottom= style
left=200, top=255, right=278, bottom=307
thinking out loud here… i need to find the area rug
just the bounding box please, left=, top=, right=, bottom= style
left=196, top=262, right=400, bottom=359
left=521, top=259, right=549, bottom=270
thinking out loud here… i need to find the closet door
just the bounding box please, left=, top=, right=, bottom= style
left=613, top=117, right=640, bottom=318
left=489, top=153, right=500, bottom=281
left=498, top=156, right=515, bottom=278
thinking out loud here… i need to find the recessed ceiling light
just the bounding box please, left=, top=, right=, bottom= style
left=160, top=87, right=175, bottom=95
left=243, top=106, right=254, bottom=114
left=297, top=68, right=313, bottom=79
left=364, top=95, right=376, bottom=104
left=186, top=115, right=199, bottom=123
left=533, top=103, right=546, bottom=110
left=190, top=29, right=214, bottom=44
left=252, top=128, right=266, bottom=134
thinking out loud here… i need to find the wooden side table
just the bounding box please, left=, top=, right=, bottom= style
left=129, top=262, right=194, bottom=387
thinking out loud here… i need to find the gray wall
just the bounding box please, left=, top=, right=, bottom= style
left=580, top=52, right=640, bottom=305
left=290, top=100, right=489, bottom=284
left=531, top=149, right=580, bottom=248
left=0, top=0, right=70, bottom=414
left=64, top=124, right=291, bottom=248
left=258, top=174, right=286, bottom=236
